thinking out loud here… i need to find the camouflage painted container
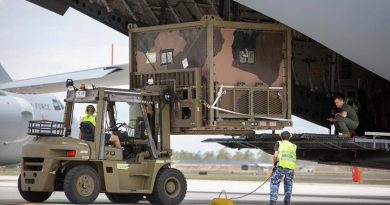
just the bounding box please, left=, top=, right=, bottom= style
left=129, top=15, right=292, bottom=134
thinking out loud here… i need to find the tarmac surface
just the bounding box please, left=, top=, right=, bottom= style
left=1, top=176, right=390, bottom=204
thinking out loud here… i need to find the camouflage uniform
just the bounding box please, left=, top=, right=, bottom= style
left=270, top=166, right=295, bottom=203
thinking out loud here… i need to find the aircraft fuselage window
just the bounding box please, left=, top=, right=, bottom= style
left=52, top=99, right=62, bottom=110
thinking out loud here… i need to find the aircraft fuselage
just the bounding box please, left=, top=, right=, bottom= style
left=0, top=91, right=65, bottom=165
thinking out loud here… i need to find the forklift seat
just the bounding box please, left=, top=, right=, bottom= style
left=80, top=122, right=115, bottom=146
left=134, top=117, right=147, bottom=138
left=80, top=122, right=95, bottom=141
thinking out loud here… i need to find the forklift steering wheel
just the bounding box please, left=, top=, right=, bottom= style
left=110, top=123, right=124, bottom=132
left=115, top=123, right=125, bottom=128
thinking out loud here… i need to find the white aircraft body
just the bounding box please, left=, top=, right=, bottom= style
left=0, top=90, right=64, bottom=165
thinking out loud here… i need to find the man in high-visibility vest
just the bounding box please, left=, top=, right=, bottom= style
left=270, top=131, right=296, bottom=205
left=80, top=105, right=121, bottom=148
left=82, top=105, right=97, bottom=125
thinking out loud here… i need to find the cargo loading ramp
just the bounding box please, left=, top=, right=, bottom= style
left=204, top=133, right=390, bottom=151
left=204, top=132, right=390, bottom=169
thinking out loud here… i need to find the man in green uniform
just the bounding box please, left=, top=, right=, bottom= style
left=270, top=131, right=296, bottom=205
left=328, top=94, right=359, bottom=137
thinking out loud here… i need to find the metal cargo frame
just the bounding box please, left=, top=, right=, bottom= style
left=128, top=15, right=292, bottom=133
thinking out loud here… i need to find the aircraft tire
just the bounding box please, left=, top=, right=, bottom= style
left=18, top=175, right=52, bottom=202
left=63, top=165, right=101, bottom=204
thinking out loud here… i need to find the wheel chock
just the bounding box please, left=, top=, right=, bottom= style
left=211, top=198, right=234, bottom=205
left=211, top=190, right=234, bottom=205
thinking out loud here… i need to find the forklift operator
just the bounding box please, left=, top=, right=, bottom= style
left=79, top=105, right=121, bottom=148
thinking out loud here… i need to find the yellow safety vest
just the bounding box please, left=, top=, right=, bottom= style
left=82, top=115, right=96, bottom=126
left=277, top=140, right=297, bottom=170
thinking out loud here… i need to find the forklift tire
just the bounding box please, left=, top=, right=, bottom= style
left=105, top=193, right=143, bottom=203
left=18, top=175, right=52, bottom=202
left=63, top=165, right=101, bottom=204
left=147, top=168, right=187, bottom=205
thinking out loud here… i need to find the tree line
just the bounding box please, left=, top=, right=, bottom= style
left=172, top=148, right=272, bottom=162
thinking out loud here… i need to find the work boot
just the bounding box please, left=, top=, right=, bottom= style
left=349, top=130, right=356, bottom=137
left=269, top=201, right=277, bottom=205
left=339, top=133, right=351, bottom=138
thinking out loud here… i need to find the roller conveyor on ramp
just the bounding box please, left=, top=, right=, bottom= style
left=203, top=132, right=390, bottom=152
left=204, top=132, right=390, bottom=169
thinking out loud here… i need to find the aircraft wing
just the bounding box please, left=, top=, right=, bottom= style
left=0, top=64, right=129, bottom=94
